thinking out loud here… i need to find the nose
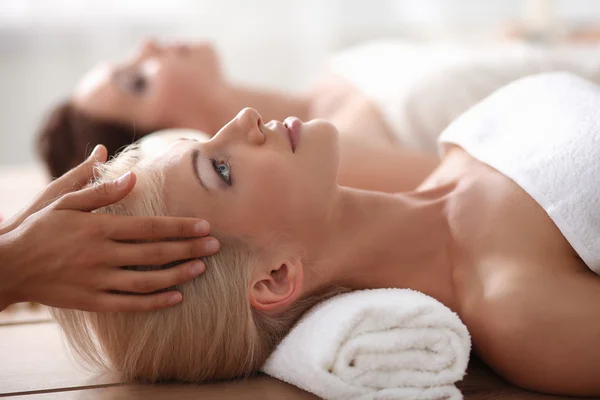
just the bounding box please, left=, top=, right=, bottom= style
left=138, top=38, right=162, bottom=59
left=235, top=108, right=266, bottom=146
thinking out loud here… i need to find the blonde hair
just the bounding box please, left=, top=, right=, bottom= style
left=51, top=144, right=346, bottom=383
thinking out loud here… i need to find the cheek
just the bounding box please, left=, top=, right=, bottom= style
left=239, top=160, right=298, bottom=222
left=148, top=72, right=197, bottom=126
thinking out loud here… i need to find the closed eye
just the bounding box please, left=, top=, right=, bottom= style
left=114, top=68, right=148, bottom=95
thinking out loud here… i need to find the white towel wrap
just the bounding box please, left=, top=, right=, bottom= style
left=439, top=72, right=600, bottom=275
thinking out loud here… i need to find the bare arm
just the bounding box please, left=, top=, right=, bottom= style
left=309, top=73, right=439, bottom=193
left=471, top=266, right=600, bottom=397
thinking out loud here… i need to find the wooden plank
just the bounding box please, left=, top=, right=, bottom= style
left=3, top=376, right=319, bottom=400
left=0, top=322, right=121, bottom=396
left=0, top=372, right=575, bottom=400
left=0, top=320, right=578, bottom=400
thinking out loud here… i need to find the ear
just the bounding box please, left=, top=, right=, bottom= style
left=249, top=257, right=304, bottom=314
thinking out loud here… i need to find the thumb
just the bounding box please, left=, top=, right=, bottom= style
left=54, top=171, right=137, bottom=212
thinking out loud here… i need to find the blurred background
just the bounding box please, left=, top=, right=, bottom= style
left=2, top=0, right=600, bottom=214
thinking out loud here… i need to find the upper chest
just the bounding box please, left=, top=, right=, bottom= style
left=425, top=151, right=581, bottom=312
left=432, top=150, right=575, bottom=259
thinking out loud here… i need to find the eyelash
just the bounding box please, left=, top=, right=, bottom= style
left=209, top=157, right=232, bottom=186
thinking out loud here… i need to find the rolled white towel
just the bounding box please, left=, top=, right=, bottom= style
left=262, top=288, right=471, bottom=400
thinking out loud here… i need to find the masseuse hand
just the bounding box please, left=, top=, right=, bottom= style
left=0, top=145, right=219, bottom=312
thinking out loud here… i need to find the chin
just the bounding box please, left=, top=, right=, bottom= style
left=301, top=119, right=340, bottom=181
left=307, top=118, right=338, bottom=135
left=304, top=118, right=339, bottom=150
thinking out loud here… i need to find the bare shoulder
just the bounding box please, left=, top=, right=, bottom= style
left=308, top=72, right=396, bottom=146
left=307, top=72, right=359, bottom=117
left=462, top=259, right=600, bottom=397
left=439, top=143, right=600, bottom=397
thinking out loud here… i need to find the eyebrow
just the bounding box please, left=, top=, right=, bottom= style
left=191, top=149, right=208, bottom=191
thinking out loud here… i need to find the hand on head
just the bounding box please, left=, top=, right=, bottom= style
left=47, top=111, right=347, bottom=383
left=0, top=144, right=219, bottom=312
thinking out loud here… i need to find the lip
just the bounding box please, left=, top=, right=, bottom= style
left=284, top=117, right=302, bottom=153
left=267, top=121, right=291, bottom=150
left=172, top=42, right=190, bottom=55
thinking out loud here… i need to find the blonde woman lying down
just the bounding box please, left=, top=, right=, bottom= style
left=53, top=73, right=600, bottom=397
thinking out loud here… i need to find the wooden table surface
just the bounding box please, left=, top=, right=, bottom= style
left=0, top=305, right=584, bottom=400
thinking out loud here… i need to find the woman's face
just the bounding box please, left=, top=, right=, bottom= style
left=152, top=108, right=340, bottom=254
left=72, top=39, right=222, bottom=131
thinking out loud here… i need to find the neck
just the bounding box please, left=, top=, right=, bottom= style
left=206, top=85, right=311, bottom=134
left=307, top=185, right=459, bottom=311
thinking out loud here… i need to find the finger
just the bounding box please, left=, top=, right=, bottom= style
left=103, top=214, right=211, bottom=240
left=87, top=291, right=183, bottom=312
left=55, top=170, right=136, bottom=212
left=110, top=237, right=219, bottom=266
left=103, top=259, right=205, bottom=294
left=63, top=144, right=108, bottom=185
left=11, top=145, right=109, bottom=227
left=52, top=145, right=108, bottom=194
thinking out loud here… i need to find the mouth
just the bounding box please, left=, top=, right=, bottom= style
left=267, top=118, right=302, bottom=153
left=284, top=117, right=302, bottom=153
left=171, top=42, right=190, bottom=55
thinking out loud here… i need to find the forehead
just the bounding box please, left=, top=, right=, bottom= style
left=146, top=139, right=190, bottom=179
left=153, top=140, right=201, bottom=214
left=72, top=63, right=131, bottom=123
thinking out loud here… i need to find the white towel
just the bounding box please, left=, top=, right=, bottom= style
left=261, top=289, right=471, bottom=400
left=326, top=40, right=600, bottom=155
left=438, top=72, right=600, bottom=275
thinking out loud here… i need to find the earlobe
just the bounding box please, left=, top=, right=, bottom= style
left=250, top=258, right=304, bottom=314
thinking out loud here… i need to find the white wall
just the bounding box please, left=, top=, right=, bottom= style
left=1, top=0, right=600, bottom=165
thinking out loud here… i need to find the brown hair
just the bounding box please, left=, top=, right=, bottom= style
left=36, top=100, right=155, bottom=179
left=51, top=144, right=348, bottom=383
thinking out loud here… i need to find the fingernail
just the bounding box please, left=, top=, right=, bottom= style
left=194, top=220, right=210, bottom=234
left=190, top=260, right=205, bottom=276
left=169, top=292, right=182, bottom=305
left=90, top=145, right=101, bottom=158
left=205, top=238, right=219, bottom=253
left=116, top=171, right=132, bottom=187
